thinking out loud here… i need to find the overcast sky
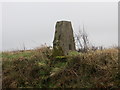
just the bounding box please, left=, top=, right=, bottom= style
left=1, top=2, right=118, bottom=51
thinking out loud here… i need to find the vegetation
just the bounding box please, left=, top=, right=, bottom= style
left=2, top=46, right=119, bottom=88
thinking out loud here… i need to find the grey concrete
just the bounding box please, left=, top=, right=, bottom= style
left=53, top=21, right=76, bottom=55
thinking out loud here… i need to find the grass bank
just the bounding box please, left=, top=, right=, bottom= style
left=2, top=46, right=120, bottom=88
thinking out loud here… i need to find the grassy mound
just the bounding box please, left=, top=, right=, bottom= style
left=1, top=47, right=119, bottom=88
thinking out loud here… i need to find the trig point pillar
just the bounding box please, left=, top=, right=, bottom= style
left=53, top=21, right=76, bottom=56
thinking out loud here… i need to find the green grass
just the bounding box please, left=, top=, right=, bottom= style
left=2, top=51, right=34, bottom=59
left=2, top=47, right=120, bottom=88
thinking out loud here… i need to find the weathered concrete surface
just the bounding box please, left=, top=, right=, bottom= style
left=53, top=21, right=76, bottom=55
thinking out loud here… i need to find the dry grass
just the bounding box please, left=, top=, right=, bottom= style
left=2, top=46, right=119, bottom=88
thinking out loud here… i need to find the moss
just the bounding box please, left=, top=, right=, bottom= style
left=68, top=51, right=80, bottom=56
left=52, top=46, right=64, bottom=57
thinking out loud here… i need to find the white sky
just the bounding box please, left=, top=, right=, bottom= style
left=1, top=2, right=118, bottom=51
